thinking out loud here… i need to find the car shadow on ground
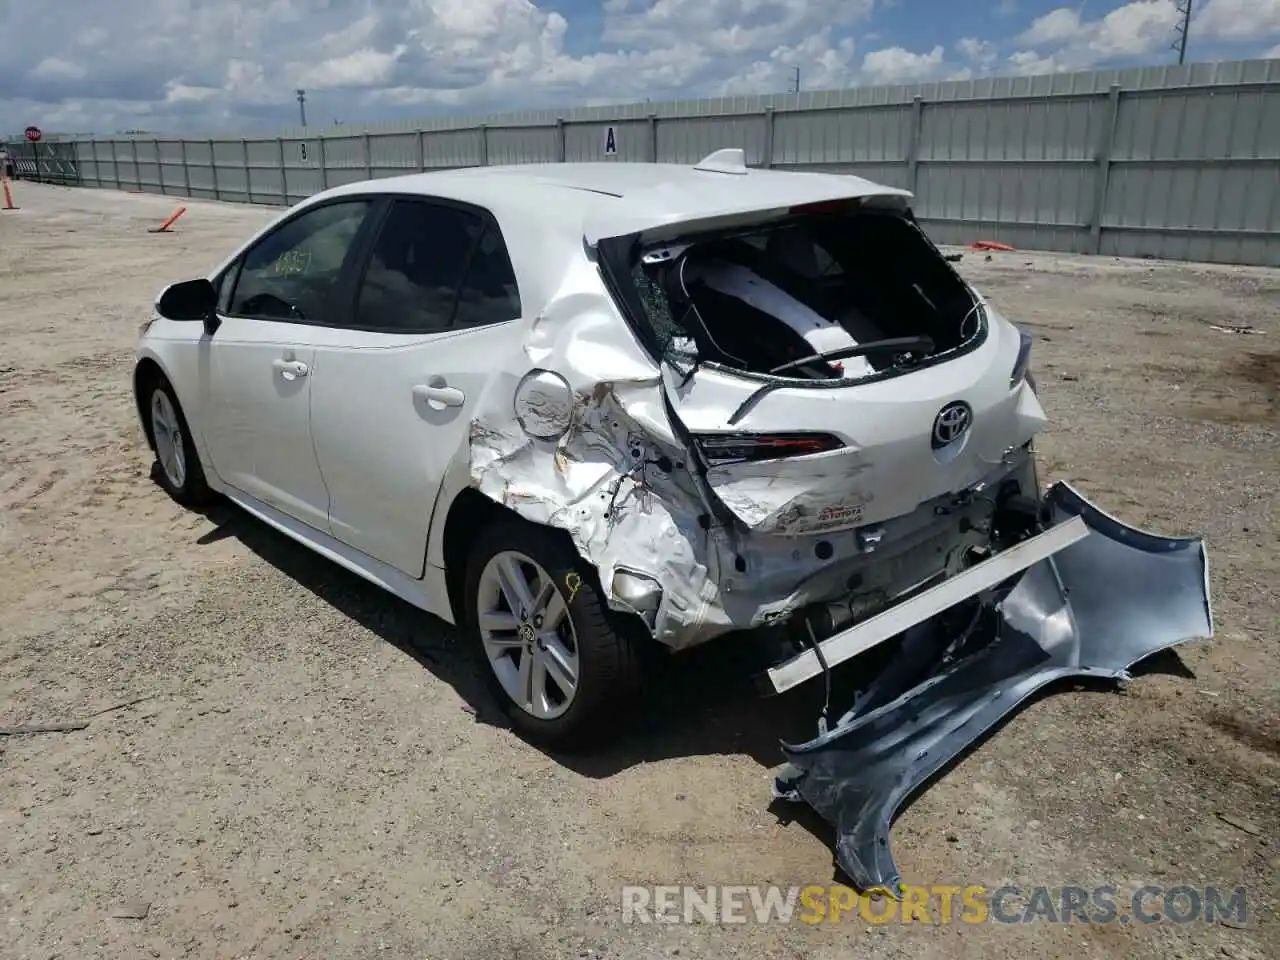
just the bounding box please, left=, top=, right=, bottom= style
left=194, top=496, right=1197, bottom=879
left=193, top=498, right=837, bottom=774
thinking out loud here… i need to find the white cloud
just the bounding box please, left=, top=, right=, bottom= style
left=1013, top=1, right=1182, bottom=71
left=164, top=82, right=220, bottom=105
left=1007, top=50, right=1067, bottom=75
left=602, top=0, right=871, bottom=47
left=29, top=58, right=87, bottom=82
left=860, top=45, right=946, bottom=84
left=1196, top=0, right=1280, bottom=40
left=1089, top=1, right=1181, bottom=57
left=223, top=60, right=276, bottom=107
left=1, top=0, right=890, bottom=131
left=1018, top=8, right=1085, bottom=46
left=1266, top=43, right=1280, bottom=57
left=602, top=0, right=874, bottom=60
left=3, top=0, right=1278, bottom=136
left=290, top=47, right=408, bottom=90
left=957, top=37, right=998, bottom=67
left=716, top=27, right=858, bottom=94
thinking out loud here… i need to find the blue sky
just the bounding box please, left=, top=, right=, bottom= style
left=1, top=0, right=1278, bottom=135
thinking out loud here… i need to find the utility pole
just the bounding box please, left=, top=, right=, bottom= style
left=296, top=89, right=307, bottom=127
left=1172, top=0, right=1193, bottom=65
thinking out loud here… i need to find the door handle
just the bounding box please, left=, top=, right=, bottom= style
left=272, top=358, right=309, bottom=381
left=413, top=383, right=466, bottom=410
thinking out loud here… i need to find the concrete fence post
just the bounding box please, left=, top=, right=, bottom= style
left=243, top=138, right=252, bottom=203
left=180, top=139, right=191, bottom=197
left=364, top=133, right=373, bottom=180
left=209, top=139, right=220, bottom=201
left=277, top=137, right=287, bottom=205
left=907, top=95, right=925, bottom=196
left=113, top=141, right=121, bottom=190
left=317, top=136, right=329, bottom=190
left=417, top=130, right=426, bottom=172
left=131, top=138, right=141, bottom=190
left=648, top=113, right=658, bottom=162
left=556, top=118, right=566, bottom=162
left=154, top=138, right=164, bottom=194
left=762, top=106, right=776, bottom=168
left=479, top=124, right=489, bottom=167
left=1091, top=83, right=1122, bottom=255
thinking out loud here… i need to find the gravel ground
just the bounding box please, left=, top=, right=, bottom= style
left=0, top=183, right=1276, bottom=960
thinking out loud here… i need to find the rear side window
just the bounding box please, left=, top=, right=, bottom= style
left=453, top=225, right=522, bottom=328
left=353, top=201, right=483, bottom=333
left=229, top=200, right=371, bottom=323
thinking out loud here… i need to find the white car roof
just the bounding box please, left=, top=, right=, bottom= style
left=317, top=149, right=913, bottom=245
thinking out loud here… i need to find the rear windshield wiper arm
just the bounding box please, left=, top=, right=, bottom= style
left=728, top=335, right=937, bottom=426
left=767, top=335, right=936, bottom=376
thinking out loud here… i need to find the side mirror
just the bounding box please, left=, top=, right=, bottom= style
left=156, top=278, right=220, bottom=334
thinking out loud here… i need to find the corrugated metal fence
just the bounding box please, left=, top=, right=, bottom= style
left=2, top=140, right=80, bottom=185
left=15, top=58, right=1280, bottom=266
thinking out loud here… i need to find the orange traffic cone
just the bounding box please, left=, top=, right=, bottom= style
left=147, top=206, right=186, bottom=233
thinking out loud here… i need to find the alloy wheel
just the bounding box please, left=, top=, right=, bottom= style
left=150, top=388, right=187, bottom=490
left=476, top=550, right=581, bottom=720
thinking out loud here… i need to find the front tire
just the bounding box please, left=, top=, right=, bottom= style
left=144, top=374, right=211, bottom=507
left=463, top=518, right=643, bottom=749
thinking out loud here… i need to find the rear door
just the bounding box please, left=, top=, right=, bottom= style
left=199, top=197, right=375, bottom=530
left=307, top=196, right=526, bottom=576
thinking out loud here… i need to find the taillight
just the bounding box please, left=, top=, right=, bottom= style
left=1011, top=329, right=1034, bottom=390
left=693, top=432, right=844, bottom=466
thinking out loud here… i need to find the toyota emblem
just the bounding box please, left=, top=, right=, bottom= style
left=931, top=401, right=972, bottom=449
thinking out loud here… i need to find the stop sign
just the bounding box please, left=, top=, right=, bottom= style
left=24, top=126, right=42, bottom=143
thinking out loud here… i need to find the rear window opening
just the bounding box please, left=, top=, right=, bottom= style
left=626, top=209, right=983, bottom=382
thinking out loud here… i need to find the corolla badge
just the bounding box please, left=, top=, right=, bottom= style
left=931, top=401, right=972, bottom=449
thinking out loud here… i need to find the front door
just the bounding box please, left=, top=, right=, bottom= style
left=199, top=198, right=375, bottom=529
left=308, top=198, right=526, bottom=576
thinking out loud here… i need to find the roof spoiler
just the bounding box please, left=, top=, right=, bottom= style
left=582, top=150, right=914, bottom=247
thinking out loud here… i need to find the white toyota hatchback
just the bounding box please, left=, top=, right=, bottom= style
left=134, top=150, right=1211, bottom=764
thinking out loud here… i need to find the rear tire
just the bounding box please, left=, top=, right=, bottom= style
left=463, top=517, right=643, bottom=749
left=144, top=374, right=211, bottom=507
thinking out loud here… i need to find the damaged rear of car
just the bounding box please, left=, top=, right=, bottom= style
left=461, top=153, right=1210, bottom=890
left=587, top=160, right=1049, bottom=655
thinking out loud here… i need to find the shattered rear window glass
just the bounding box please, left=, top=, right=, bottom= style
left=631, top=263, right=695, bottom=358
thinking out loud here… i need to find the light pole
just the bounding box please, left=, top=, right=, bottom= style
left=1173, top=0, right=1193, bottom=65
left=296, top=89, right=307, bottom=127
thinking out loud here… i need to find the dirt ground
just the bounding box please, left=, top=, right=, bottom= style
left=0, top=182, right=1276, bottom=960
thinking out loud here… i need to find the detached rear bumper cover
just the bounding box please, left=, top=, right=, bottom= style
left=772, top=481, right=1213, bottom=892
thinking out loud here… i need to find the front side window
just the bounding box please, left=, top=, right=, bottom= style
left=353, top=201, right=484, bottom=333
left=229, top=199, right=372, bottom=323
left=214, top=262, right=241, bottom=314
